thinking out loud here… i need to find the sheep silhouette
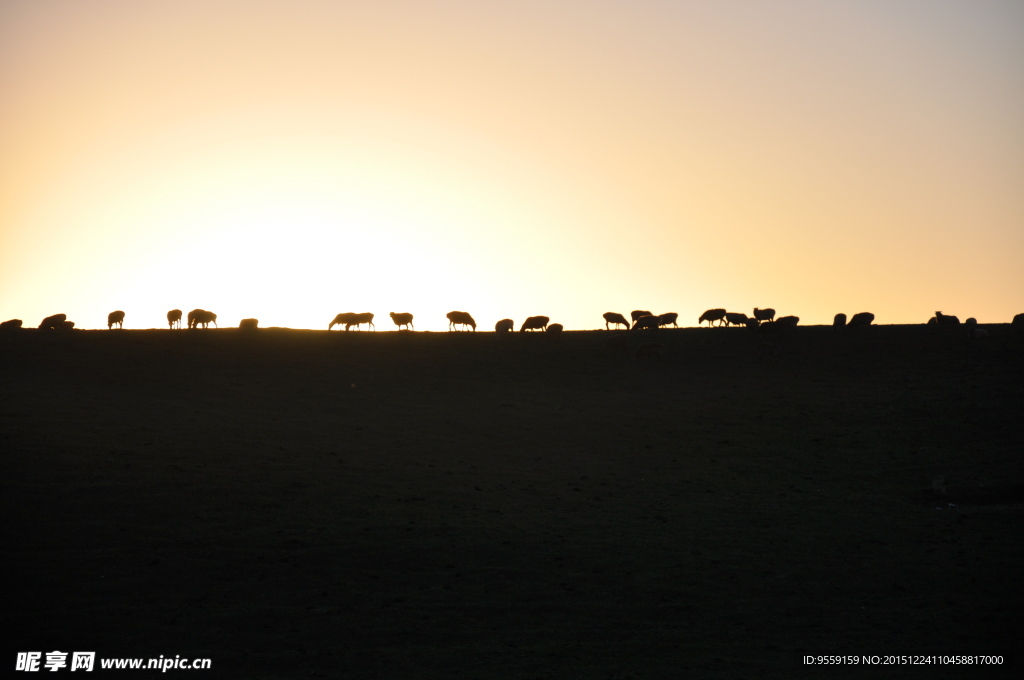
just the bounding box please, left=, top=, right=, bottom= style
left=39, top=314, right=67, bottom=330
left=631, top=315, right=660, bottom=330
left=0, top=319, right=23, bottom=331
left=603, top=312, right=630, bottom=330
left=774, top=315, right=800, bottom=329
left=699, top=309, right=727, bottom=326
left=494, top=318, right=514, bottom=333
left=239, top=318, right=259, bottom=329
left=167, top=309, right=182, bottom=329
left=446, top=311, right=476, bottom=331
left=188, top=309, right=217, bottom=329
left=753, top=308, right=775, bottom=324
left=520, top=316, right=549, bottom=332
left=724, top=312, right=749, bottom=326
left=630, top=310, right=653, bottom=325
left=389, top=312, right=414, bottom=330
left=833, top=313, right=847, bottom=327
left=107, top=311, right=125, bottom=329
left=329, top=313, right=355, bottom=330
left=546, top=323, right=564, bottom=333
left=657, top=312, right=679, bottom=328
left=347, top=313, right=375, bottom=331
left=848, top=312, right=875, bottom=327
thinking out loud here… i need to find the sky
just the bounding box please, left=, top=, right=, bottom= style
left=2, top=0, right=1021, bottom=331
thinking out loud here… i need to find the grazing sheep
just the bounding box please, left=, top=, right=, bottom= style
left=346, top=312, right=375, bottom=331
left=774, top=315, right=800, bottom=328
left=495, top=318, right=514, bottom=333
left=724, top=312, right=749, bottom=326
left=657, top=312, right=679, bottom=328
left=107, top=310, right=125, bottom=329
left=634, top=342, right=666, bottom=360
left=699, top=308, right=727, bottom=326
left=167, top=309, right=183, bottom=329
left=630, top=310, right=653, bottom=324
left=239, top=318, right=259, bottom=329
left=631, top=315, right=661, bottom=330
left=603, top=312, right=630, bottom=330
left=329, top=313, right=356, bottom=330
left=520, top=315, right=549, bottom=332
left=188, top=309, right=217, bottom=329
left=753, top=308, right=775, bottom=324
left=39, top=313, right=67, bottom=330
left=446, top=311, right=476, bottom=331
left=833, top=313, right=847, bottom=327
left=387, top=311, right=411, bottom=329
left=848, top=312, right=875, bottom=327
left=546, top=323, right=564, bottom=333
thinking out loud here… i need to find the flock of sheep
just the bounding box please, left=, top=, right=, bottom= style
left=3, top=308, right=1022, bottom=334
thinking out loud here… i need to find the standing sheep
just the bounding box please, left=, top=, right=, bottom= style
left=389, top=312, right=414, bottom=330
left=657, top=312, right=679, bottom=328
left=495, top=318, right=514, bottom=333
left=347, top=313, right=375, bottom=331
left=107, top=311, right=125, bottom=329
left=753, top=308, right=775, bottom=324
left=631, top=315, right=661, bottom=330
left=724, top=312, right=749, bottom=327
left=167, top=309, right=183, bottom=329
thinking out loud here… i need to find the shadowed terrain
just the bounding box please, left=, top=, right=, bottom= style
left=3, top=326, right=1022, bottom=678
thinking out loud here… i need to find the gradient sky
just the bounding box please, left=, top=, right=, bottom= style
left=2, top=0, right=1021, bottom=330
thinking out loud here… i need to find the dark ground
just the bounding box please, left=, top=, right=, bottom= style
left=3, top=324, right=1023, bottom=678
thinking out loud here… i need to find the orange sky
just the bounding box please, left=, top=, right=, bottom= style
left=2, top=0, right=1021, bottom=330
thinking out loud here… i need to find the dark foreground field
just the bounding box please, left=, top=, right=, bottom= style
left=3, top=325, right=1023, bottom=678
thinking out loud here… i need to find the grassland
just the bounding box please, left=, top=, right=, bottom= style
left=3, top=324, right=1022, bottom=678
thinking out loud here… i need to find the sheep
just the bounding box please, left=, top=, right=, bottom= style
left=39, top=314, right=67, bottom=330
left=848, top=312, right=875, bottom=327
left=546, top=323, right=564, bottom=333
left=630, top=310, right=653, bottom=324
left=724, top=312, right=749, bottom=326
left=495, top=318, right=514, bottom=333
left=774, top=315, right=799, bottom=328
left=1013, top=313, right=1024, bottom=326
left=603, top=312, right=630, bottom=330
left=1, top=319, right=23, bottom=331
left=699, top=308, right=727, bottom=326
left=62, top=320, right=75, bottom=329
left=329, top=313, right=356, bottom=330
left=631, top=315, right=661, bottom=330
left=657, top=312, right=679, bottom=328
left=520, top=315, right=549, bottom=332
left=931, top=311, right=960, bottom=326
left=753, top=308, right=775, bottom=324
left=346, top=312, right=375, bottom=331
left=167, top=309, right=182, bottom=329
left=107, top=310, right=125, bottom=329
left=188, top=309, right=217, bottom=329
left=239, top=318, right=259, bottom=329
left=389, top=312, right=414, bottom=331
left=446, top=311, right=476, bottom=332
left=833, top=313, right=847, bottom=327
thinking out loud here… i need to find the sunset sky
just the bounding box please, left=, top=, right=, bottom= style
left=2, top=0, right=1021, bottom=331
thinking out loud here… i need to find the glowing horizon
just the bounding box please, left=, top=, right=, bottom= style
left=2, top=0, right=1022, bottom=332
